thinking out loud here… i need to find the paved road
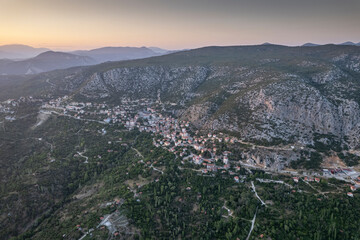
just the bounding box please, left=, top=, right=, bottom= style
left=256, top=178, right=293, bottom=188
left=237, top=139, right=294, bottom=151
left=50, top=110, right=106, bottom=124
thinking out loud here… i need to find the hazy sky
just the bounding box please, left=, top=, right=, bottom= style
left=0, top=0, right=359, bottom=50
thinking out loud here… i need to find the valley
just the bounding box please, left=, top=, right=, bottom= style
left=1, top=45, right=360, bottom=239
left=1, top=90, right=360, bottom=239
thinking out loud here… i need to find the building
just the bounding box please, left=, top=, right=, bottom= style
left=234, top=176, right=239, bottom=183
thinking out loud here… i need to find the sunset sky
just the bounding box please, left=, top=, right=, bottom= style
left=1, top=0, right=359, bottom=50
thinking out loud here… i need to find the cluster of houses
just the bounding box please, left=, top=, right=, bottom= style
left=1, top=96, right=39, bottom=122
left=293, top=174, right=359, bottom=197
left=145, top=115, right=242, bottom=174
left=42, top=98, right=253, bottom=178
left=43, top=97, right=247, bottom=177
left=40, top=97, right=360, bottom=194
left=292, top=176, right=320, bottom=183
left=1, top=99, right=18, bottom=120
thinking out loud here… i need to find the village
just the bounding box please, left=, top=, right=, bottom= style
left=2, top=95, right=360, bottom=199
left=41, top=96, right=360, bottom=196
left=2, top=95, right=360, bottom=239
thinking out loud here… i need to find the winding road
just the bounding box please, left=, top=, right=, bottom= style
left=222, top=202, right=233, bottom=218
left=77, top=151, right=89, bottom=163
left=251, top=181, right=266, bottom=206
left=132, top=147, right=164, bottom=174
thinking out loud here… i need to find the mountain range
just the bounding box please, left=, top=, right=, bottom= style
left=0, top=44, right=50, bottom=59
left=0, top=45, right=171, bottom=75
left=302, top=41, right=360, bottom=47
left=1, top=43, right=359, bottom=75
left=72, top=46, right=167, bottom=63
left=0, top=51, right=96, bottom=75
left=1, top=44, right=360, bottom=150
left=2, top=44, right=360, bottom=239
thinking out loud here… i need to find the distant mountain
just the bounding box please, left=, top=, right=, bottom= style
left=302, top=42, right=360, bottom=47
left=0, top=45, right=174, bottom=75
left=148, top=47, right=169, bottom=54
left=302, top=43, right=320, bottom=47
left=72, top=46, right=167, bottom=63
left=0, top=51, right=96, bottom=75
left=0, top=44, right=50, bottom=59
left=339, top=41, right=356, bottom=46
left=261, top=42, right=275, bottom=46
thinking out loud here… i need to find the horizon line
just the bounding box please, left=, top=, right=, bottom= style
left=0, top=41, right=360, bottom=52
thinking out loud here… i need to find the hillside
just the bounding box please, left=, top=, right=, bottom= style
left=0, top=51, right=96, bottom=75
left=7, top=44, right=360, bottom=149
left=1, top=95, right=360, bottom=240
left=0, top=44, right=50, bottom=59
left=72, top=46, right=166, bottom=63
left=0, top=46, right=172, bottom=75
left=2, top=45, right=360, bottom=239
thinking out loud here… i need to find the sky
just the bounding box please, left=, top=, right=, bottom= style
left=0, top=0, right=359, bottom=50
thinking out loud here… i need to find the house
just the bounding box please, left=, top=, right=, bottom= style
left=347, top=192, right=354, bottom=197
left=223, top=155, right=229, bottom=165
left=203, top=159, right=212, bottom=164
left=194, top=156, right=203, bottom=165
left=234, top=176, right=239, bottom=183
left=207, top=164, right=217, bottom=172
left=350, top=186, right=356, bottom=191
left=315, top=178, right=320, bottom=183
left=293, top=177, right=299, bottom=183
left=194, top=144, right=202, bottom=151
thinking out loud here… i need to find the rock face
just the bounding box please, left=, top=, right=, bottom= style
left=35, top=45, right=360, bottom=149
left=80, top=66, right=210, bottom=100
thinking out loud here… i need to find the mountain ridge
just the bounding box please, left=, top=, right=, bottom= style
left=0, top=45, right=173, bottom=75
left=0, top=51, right=96, bottom=75
left=71, top=46, right=168, bottom=63
left=2, top=44, right=360, bottom=150
left=0, top=44, right=50, bottom=59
